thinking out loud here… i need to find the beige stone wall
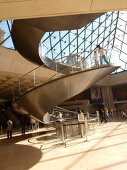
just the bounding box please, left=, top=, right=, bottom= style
left=1, top=0, right=127, bottom=20
left=97, top=71, right=127, bottom=86
left=0, top=46, right=61, bottom=79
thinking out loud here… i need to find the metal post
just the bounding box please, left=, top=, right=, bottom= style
left=96, top=110, right=100, bottom=125
left=92, top=119, right=95, bottom=133
left=60, top=121, right=66, bottom=147
left=80, top=56, right=83, bottom=70
left=71, top=66, right=73, bottom=72
left=87, top=111, right=90, bottom=119
left=55, top=62, right=57, bottom=72
left=84, top=118, right=89, bottom=142
left=61, top=122, right=64, bottom=142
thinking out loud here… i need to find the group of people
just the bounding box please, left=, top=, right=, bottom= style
left=93, top=45, right=110, bottom=66
left=6, top=117, right=39, bottom=139
left=100, top=108, right=111, bottom=123
left=77, top=108, right=111, bottom=124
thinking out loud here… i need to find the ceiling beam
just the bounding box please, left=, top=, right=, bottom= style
left=0, top=0, right=127, bottom=20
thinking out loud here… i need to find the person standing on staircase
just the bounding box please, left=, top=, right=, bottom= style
left=96, top=45, right=109, bottom=65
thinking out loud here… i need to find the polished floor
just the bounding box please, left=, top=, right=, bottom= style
left=0, top=121, right=127, bottom=170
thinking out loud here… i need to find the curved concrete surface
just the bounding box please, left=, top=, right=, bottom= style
left=13, top=65, right=119, bottom=121
left=0, top=46, right=64, bottom=99
left=0, top=0, right=127, bottom=20
left=11, top=13, right=103, bottom=66
left=11, top=21, right=45, bottom=65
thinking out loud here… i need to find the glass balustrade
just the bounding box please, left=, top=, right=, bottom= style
left=12, top=51, right=113, bottom=100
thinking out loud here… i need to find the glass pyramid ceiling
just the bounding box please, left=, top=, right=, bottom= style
left=1, top=11, right=127, bottom=72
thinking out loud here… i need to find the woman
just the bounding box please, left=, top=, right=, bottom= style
left=96, top=45, right=109, bottom=65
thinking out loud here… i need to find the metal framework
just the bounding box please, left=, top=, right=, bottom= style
left=1, top=11, right=127, bottom=72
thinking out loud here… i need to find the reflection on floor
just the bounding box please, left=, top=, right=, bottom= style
left=1, top=121, right=127, bottom=170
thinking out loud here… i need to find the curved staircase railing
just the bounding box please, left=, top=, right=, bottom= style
left=12, top=51, right=113, bottom=101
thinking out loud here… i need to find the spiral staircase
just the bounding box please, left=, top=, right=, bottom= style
left=10, top=13, right=119, bottom=121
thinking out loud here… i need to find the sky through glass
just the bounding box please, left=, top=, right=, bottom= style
left=1, top=11, right=127, bottom=73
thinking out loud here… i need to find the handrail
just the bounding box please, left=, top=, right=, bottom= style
left=18, top=47, right=113, bottom=81
left=12, top=51, right=112, bottom=100
left=54, top=106, right=78, bottom=115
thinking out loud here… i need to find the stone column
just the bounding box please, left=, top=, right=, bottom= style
left=101, top=86, right=115, bottom=115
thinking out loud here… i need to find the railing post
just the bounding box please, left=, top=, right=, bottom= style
left=61, top=122, right=65, bottom=142
left=71, top=66, right=73, bottom=72
left=87, top=111, right=90, bottom=119
left=96, top=110, right=100, bottom=125
left=92, top=119, right=95, bottom=133
left=84, top=118, right=88, bottom=142
left=55, top=62, right=57, bottom=72
left=80, top=56, right=83, bottom=70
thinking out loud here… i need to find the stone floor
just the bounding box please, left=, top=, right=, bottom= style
left=0, top=121, right=127, bottom=170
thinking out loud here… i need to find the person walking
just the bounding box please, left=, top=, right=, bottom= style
left=6, top=119, right=13, bottom=139
left=100, top=108, right=107, bottom=123
left=121, top=110, right=127, bottom=119
left=21, top=116, right=26, bottom=135
left=78, top=109, right=85, bottom=137
left=104, top=108, right=111, bottom=122
left=93, top=50, right=99, bottom=66
left=96, top=45, right=109, bottom=65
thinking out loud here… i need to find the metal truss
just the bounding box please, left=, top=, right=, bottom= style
left=1, top=11, right=127, bottom=72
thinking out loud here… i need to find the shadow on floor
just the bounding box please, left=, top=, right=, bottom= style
left=0, top=130, right=49, bottom=170
left=0, top=129, right=52, bottom=145
left=0, top=143, right=42, bottom=170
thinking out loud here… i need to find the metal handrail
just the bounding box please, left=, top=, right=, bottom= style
left=12, top=52, right=111, bottom=100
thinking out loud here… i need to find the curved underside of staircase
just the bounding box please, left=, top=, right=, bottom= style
left=11, top=12, right=103, bottom=67
left=13, top=65, right=119, bottom=121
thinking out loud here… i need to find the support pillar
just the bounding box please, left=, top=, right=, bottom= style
left=101, top=86, right=115, bottom=112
